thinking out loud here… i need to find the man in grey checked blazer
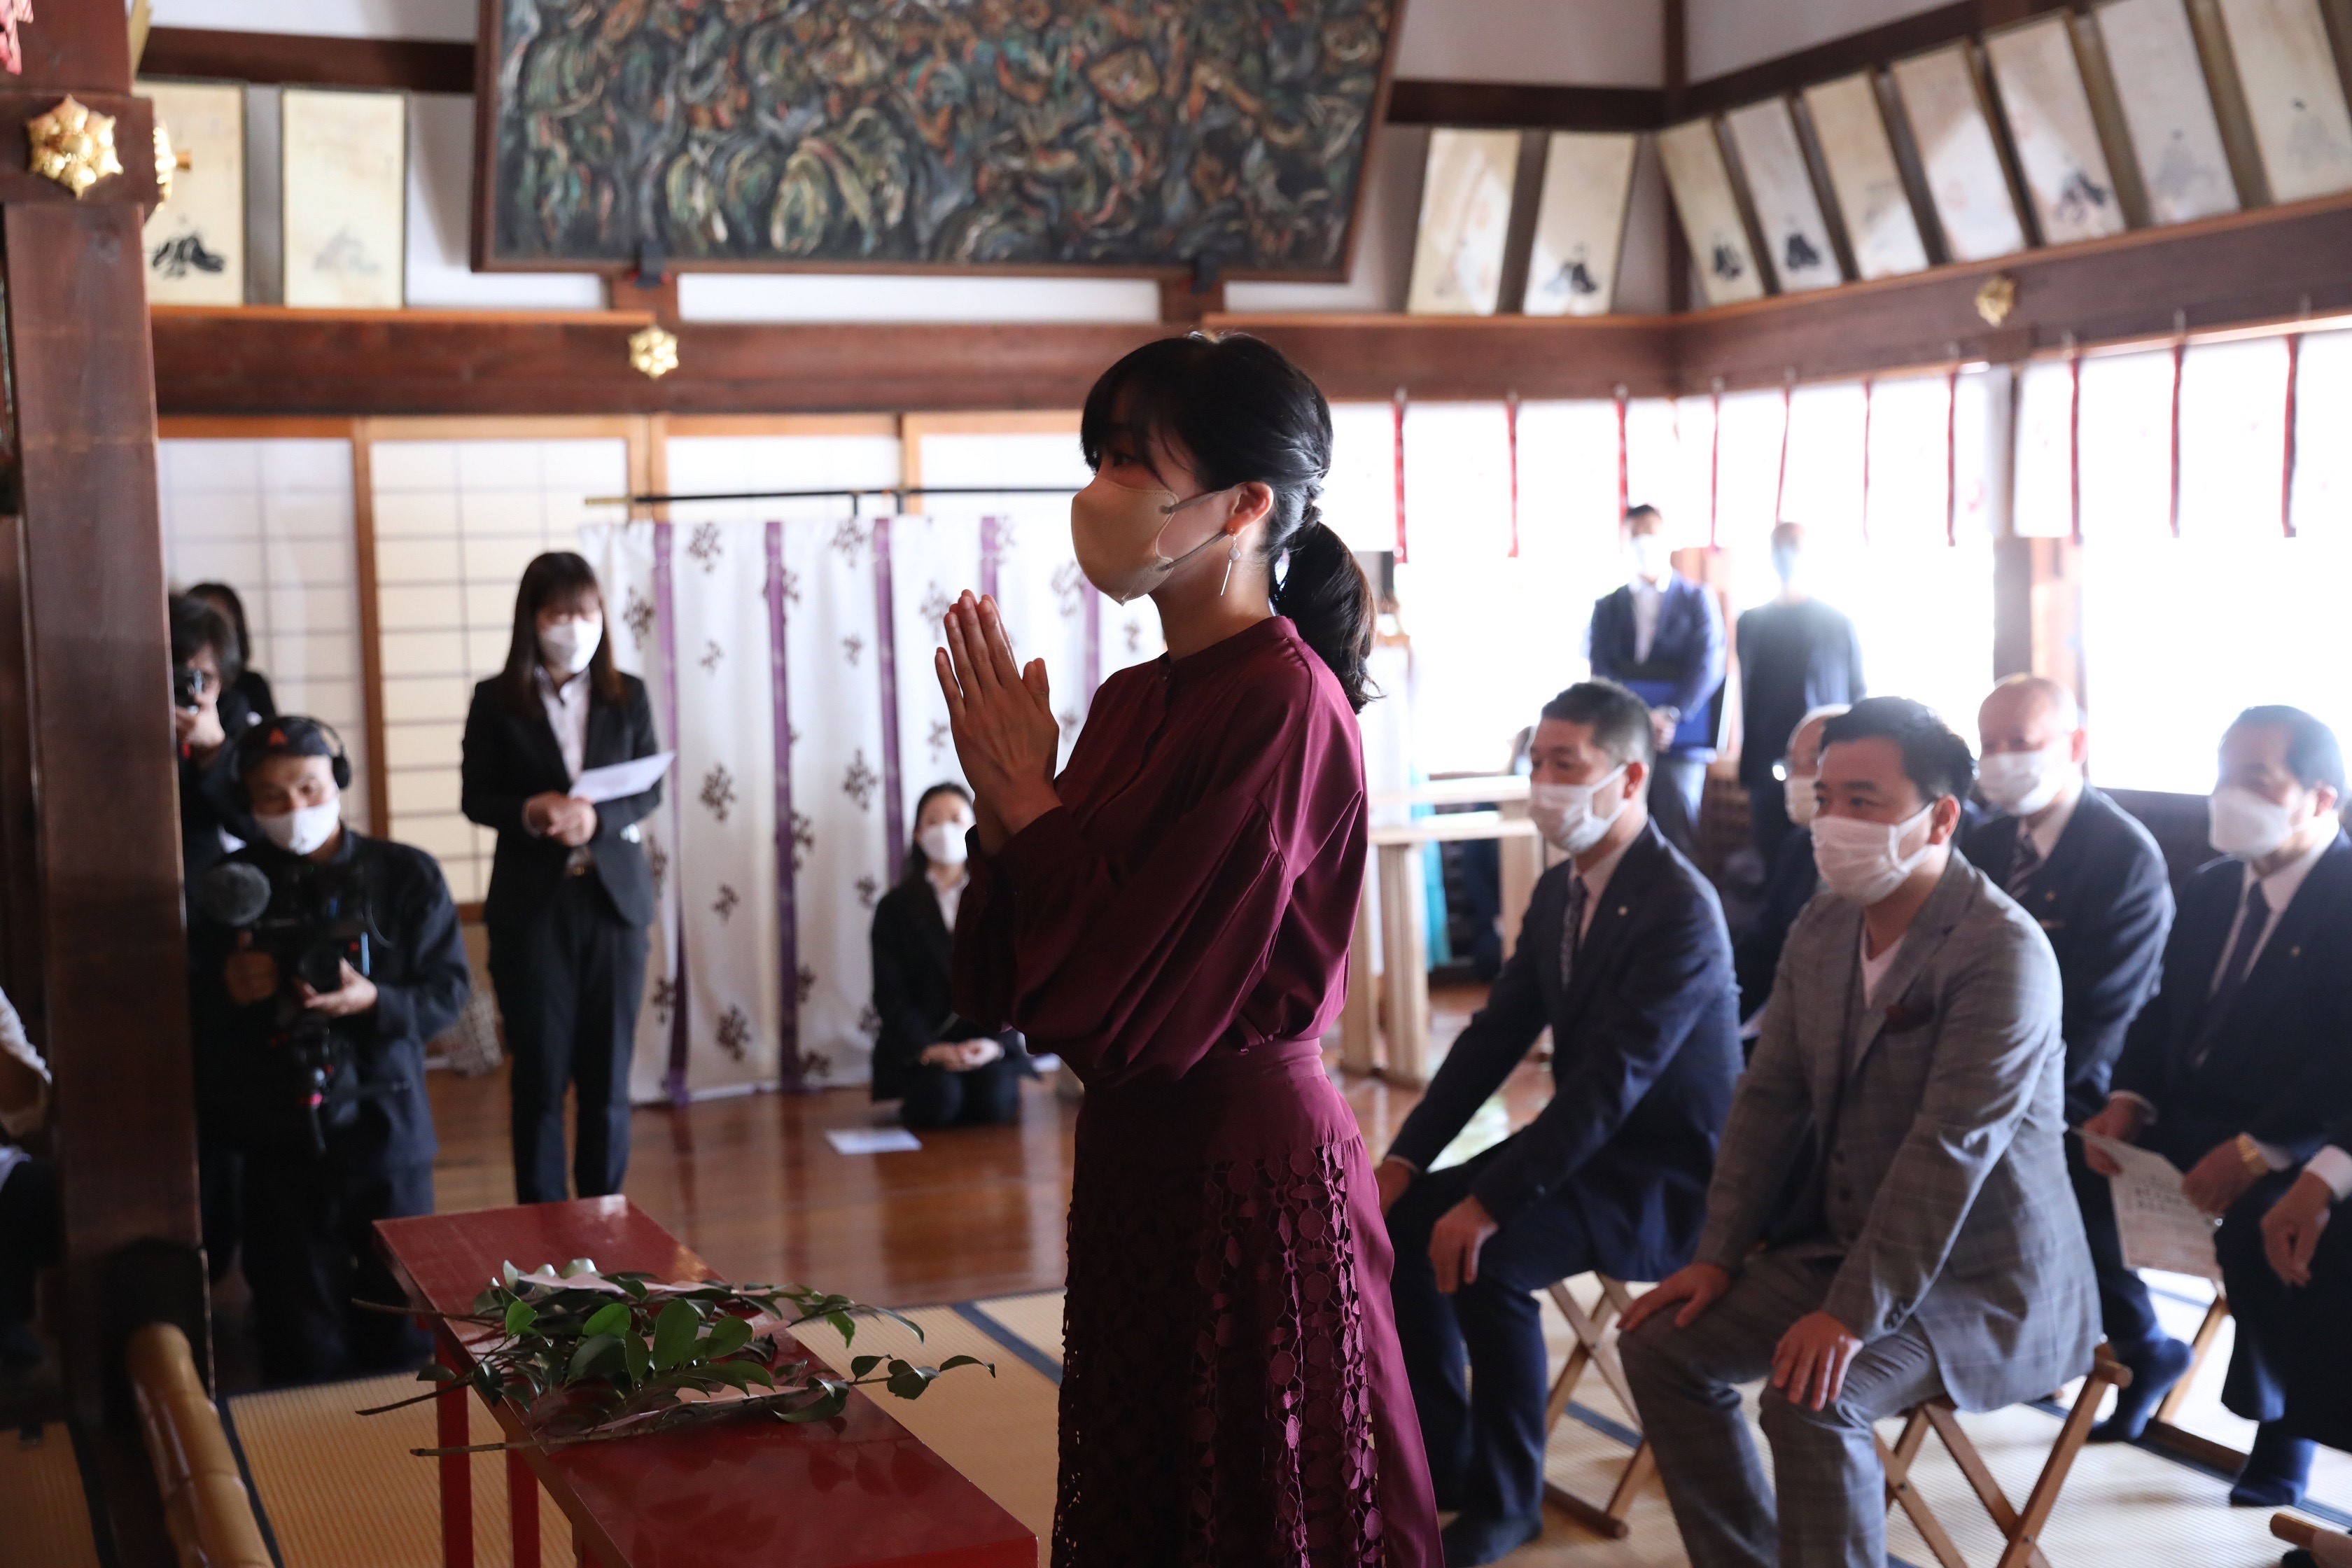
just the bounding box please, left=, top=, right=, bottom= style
left=1621, top=698, right=2096, bottom=1568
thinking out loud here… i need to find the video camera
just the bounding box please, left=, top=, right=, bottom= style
left=195, top=856, right=391, bottom=1156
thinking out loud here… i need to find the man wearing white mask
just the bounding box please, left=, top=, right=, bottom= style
left=190, top=717, right=470, bottom=1382
left=1623, top=696, right=2088, bottom=1568
left=1588, top=504, right=1726, bottom=860
left=1961, top=676, right=2178, bottom=1438
left=2088, top=705, right=2352, bottom=1508
left=1377, top=680, right=1741, bottom=1565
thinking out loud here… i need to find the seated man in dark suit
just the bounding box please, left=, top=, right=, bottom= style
left=1963, top=676, right=2177, bottom=1438
left=1588, top=504, right=1726, bottom=858
left=1735, top=704, right=1847, bottom=1029
left=2086, top=704, right=2352, bottom=1507
left=2261, top=1100, right=2352, bottom=1568
left=1377, top=679, right=1743, bottom=1566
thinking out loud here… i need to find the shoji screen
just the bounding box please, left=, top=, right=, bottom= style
left=365, top=423, right=640, bottom=904
left=155, top=430, right=374, bottom=832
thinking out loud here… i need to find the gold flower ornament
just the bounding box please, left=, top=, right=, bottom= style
left=27, top=96, right=125, bottom=199
left=628, top=323, right=680, bottom=381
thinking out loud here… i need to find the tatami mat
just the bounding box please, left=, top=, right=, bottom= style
left=230, top=1373, right=573, bottom=1568
left=0, top=1422, right=103, bottom=1568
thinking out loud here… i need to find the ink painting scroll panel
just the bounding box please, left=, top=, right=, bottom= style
left=477, top=0, right=1401, bottom=278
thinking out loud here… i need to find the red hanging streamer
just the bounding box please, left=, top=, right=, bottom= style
left=2064, top=351, right=2082, bottom=546
left=2167, top=339, right=2186, bottom=539
left=2283, top=332, right=2303, bottom=538
left=1859, top=377, right=1875, bottom=545
left=1707, top=385, right=1723, bottom=550
left=1504, top=392, right=1521, bottom=559
left=1772, top=379, right=1794, bottom=524
left=1392, top=387, right=1408, bottom=565
left=1613, top=386, right=1630, bottom=519
left=1947, top=365, right=1963, bottom=547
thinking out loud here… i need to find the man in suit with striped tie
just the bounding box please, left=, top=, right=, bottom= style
left=2087, top=706, right=2352, bottom=1508
left=1963, top=676, right=2177, bottom=1438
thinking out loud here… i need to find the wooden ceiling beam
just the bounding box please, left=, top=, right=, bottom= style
left=139, top=27, right=472, bottom=92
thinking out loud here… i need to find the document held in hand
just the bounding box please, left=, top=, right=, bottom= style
left=2078, top=1130, right=2223, bottom=1281
left=568, top=751, right=674, bottom=804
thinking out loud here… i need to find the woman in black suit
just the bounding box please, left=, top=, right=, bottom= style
left=870, top=783, right=1027, bottom=1129
left=461, top=553, right=664, bottom=1203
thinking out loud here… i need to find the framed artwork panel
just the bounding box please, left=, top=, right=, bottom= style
left=1892, top=45, right=2029, bottom=260
left=1658, top=118, right=1767, bottom=306
left=139, top=79, right=245, bottom=306
left=281, top=88, right=407, bottom=309
left=1986, top=16, right=2129, bottom=244
left=2096, top=0, right=2241, bottom=223
left=2216, top=0, right=2352, bottom=200
left=1725, top=97, right=1843, bottom=292
left=1523, top=132, right=1638, bottom=316
left=1802, top=73, right=1931, bottom=279
left=1406, top=128, right=1522, bottom=316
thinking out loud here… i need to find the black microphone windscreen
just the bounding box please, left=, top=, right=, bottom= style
left=196, top=862, right=272, bottom=927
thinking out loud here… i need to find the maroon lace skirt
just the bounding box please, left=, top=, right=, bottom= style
left=1055, top=1041, right=1438, bottom=1568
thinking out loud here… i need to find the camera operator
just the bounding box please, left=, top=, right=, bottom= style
left=172, top=593, right=262, bottom=892
left=189, top=718, right=470, bottom=1385
left=0, top=983, right=58, bottom=1377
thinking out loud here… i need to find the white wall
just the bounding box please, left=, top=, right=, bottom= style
left=150, top=0, right=473, bottom=40
left=1397, top=0, right=1662, bottom=83
left=1686, top=0, right=1948, bottom=83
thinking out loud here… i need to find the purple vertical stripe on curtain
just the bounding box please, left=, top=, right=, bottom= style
left=766, top=519, right=802, bottom=1093
left=654, top=521, right=691, bottom=1105
left=1084, top=589, right=1101, bottom=699
left=980, top=514, right=1001, bottom=603
left=872, top=517, right=906, bottom=883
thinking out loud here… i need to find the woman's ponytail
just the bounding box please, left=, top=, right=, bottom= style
left=1272, top=502, right=1376, bottom=712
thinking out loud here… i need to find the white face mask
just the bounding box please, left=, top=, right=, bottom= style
left=1812, top=803, right=1937, bottom=906
left=918, top=820, right=971, bottom=868
left=256, top=799, right=340, bottom=857
left=1628, top=533, right=1670, bottom=582
left=2208, top=785, right=2298, bottom=862
left=540, top=615, right=603, bottom=676
left=1070, top=475, right=1235, bottom=605
left=1977, top=747, right=2076, bottom=818
left=1786, top=774, right=1820, bottom=827
left=1530, top=767, right=1627, bottom=856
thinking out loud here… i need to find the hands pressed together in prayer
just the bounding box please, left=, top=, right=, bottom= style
left=935, top=593, right=1062, bottom=853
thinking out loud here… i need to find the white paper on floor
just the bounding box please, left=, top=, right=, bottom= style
left=825, top=1128, right=923, bottom=1155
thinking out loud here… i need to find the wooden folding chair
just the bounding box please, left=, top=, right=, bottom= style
left=2146, top=1292, right=2242, bottom=1470
left=1877, top=1343, right=2133, bottom=1568
left=1540, top=1275, right=1656, bottom=1539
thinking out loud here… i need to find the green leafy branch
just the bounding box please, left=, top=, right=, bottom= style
left=358, top=1259, right=990, bottom=1454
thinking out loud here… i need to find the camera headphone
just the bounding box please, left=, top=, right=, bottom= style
left=230, top=716, right=352, bottom=807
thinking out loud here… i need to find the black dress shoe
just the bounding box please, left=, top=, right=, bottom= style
left=2230, top=1421, right=2315, bottom=1507
left=2087, top=1336, right=2194, bottom=1443
left=2279, top=1550, right=2316, bottom=1567
left=1439, top=1511, right=1543, bottom=1566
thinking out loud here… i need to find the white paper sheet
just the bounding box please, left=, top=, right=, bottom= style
left=825, top=1128, right=923, bottom=1156
left=2079, top=1130, right=2223, bottom=1280
left=569, top=750, right=674, bottom=804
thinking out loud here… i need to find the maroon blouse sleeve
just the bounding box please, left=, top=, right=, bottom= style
left=952, top=679, right=1355, bottom=1091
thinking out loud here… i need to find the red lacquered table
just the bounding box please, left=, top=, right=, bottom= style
left=376, top=1197, right=1035, bottom=1568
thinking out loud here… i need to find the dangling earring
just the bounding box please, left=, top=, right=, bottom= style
left=1219, top=531, right=1242, bottom=596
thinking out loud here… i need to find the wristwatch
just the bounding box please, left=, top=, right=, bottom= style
left=2234, top=1133, right=2273, bottom=1181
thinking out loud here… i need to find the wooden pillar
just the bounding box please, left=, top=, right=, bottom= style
left=0, top=0, right=203, bottom=1443
left=1663, top=0, right=1690, bottom=313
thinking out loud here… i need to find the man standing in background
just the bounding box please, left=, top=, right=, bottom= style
left=1735, top=524, right=1865, bottom=867
left=1589, top=504, right=1726, bottom=859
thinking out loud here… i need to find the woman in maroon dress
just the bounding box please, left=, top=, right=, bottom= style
left=934, top=334, right=1439, bottom=1568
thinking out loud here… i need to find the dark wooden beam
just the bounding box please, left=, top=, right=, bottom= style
left=1670, top=191, right=2352, bottom=393
left=139, top=25, right=474, bottom=92
left=1384, top=79, right=1663, bottom=132
left=1208, top=314, right=1679, bottom=400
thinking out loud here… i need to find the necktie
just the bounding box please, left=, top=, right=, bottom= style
left=2006, top=830, right=2043, bottom=898
left=1558, top=872, right=1590, bottom=993
left=2193, top=881, right=2270, bottom=1066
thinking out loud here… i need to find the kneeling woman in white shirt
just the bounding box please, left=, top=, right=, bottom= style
left=869, top=784, right=1028, bottom=1129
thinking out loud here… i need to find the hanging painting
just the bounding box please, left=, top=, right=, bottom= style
left=2095, top=0, right=2240, bottom=223
left=1891, top=44, right=2029, bottom=260
left=1522, top=131, right=1637, bottom=316
left=1406, top=128, right=1521, bottom=316
left=1985, top=16, right=2129, bottom=244
left=1802, top=73, right=1931, bottom=279
left=281, top=88, right=407, bottom=309
left=139, top=79, right=246, bottom=306
left=2216, top=0, right=2352, bottom=201
left=473, top=0, right=1403, bottom=280
left=1658, top=119, right=1767, bottom=306
left=1724, top=98, right=1843, bottom=292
